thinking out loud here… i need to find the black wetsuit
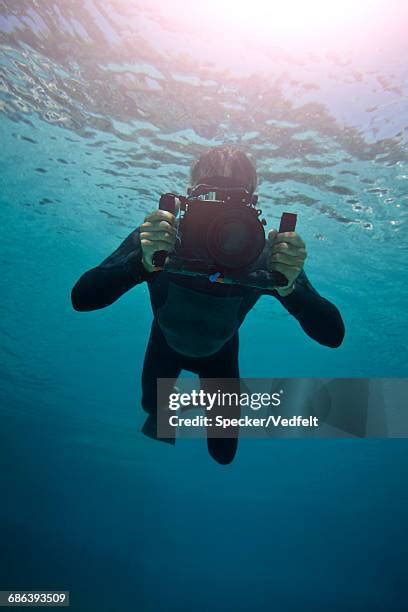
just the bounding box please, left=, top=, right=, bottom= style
left=71, top=227, right=345, bottom=463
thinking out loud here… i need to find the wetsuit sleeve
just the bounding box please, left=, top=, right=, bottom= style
left=265, top=270, right=345, bottom=348
left=71, top=228, right=159, bottom=311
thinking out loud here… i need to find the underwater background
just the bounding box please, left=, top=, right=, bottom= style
left=1, top=1, right=408, bottom=610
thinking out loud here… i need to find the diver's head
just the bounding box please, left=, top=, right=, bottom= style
left=190, top=145, right=257, bottom=196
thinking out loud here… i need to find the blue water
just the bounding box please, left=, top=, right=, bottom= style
left=1, top=2, right=408, bottom=610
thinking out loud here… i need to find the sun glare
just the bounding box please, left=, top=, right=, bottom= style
left=170, top=0, right=385, bottom=41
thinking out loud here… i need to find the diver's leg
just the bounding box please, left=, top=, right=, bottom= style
left=141, top=321, right=182, bottom=443
left=198, top=334, right=241, bottom=465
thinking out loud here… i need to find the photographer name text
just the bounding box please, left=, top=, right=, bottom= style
left=168, top=415, right=319, bottom=429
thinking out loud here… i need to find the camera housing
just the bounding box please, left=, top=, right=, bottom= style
left=152, top=185, right=297, bottom=290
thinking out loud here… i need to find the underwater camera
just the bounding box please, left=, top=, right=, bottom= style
left=152, top=181, right=297, bottom=291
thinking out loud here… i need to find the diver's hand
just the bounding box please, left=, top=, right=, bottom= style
left=267, top=229, right=307, bottom=296
left=140, top=209, right=177, bottom=272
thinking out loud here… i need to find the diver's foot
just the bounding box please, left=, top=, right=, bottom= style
left=141, top=414, right=175, bottom=445
left=207, top=437, right=238, bottom=465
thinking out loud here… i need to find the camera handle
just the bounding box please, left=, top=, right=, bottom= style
left=272, top=212, right=298, bottom=286
left=152, top=194, right=177, bottom=268
left=279, top=212, right=297, bottom=233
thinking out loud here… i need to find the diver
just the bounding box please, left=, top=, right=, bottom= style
left=71, top=146, right=345, bottom=465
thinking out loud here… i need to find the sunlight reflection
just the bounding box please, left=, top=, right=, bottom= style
left=162, top=0, right=386, bottom=39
